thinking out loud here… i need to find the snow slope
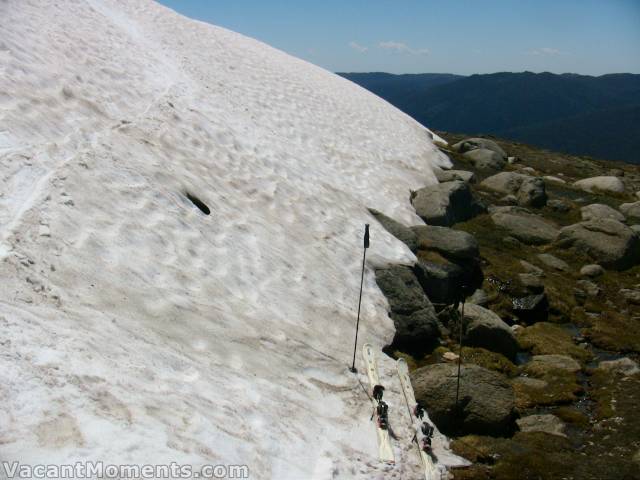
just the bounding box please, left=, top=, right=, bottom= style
left=0, top=1, right=460, bottom=478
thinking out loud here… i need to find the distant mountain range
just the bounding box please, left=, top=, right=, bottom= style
left=338, top=72, right=640, bottom=164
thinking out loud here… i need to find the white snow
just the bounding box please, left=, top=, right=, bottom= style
left=0, top=0, right=463, bottom=478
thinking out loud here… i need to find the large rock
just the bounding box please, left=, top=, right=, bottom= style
left=459, top=303, right=518, bottom=360
left=369, top=209, right=418, bottom=252
left=411, top=181, right=485, bottom=227
left=463, top=148, right=506, bottom=170
left=375, top=266, right=439, bottom=355
left=581, top=203, right=626, bottom=222
left=412, top=225, right=479, bottom=260
left=435, top=169, right=476, bottom=184
left=481, top=172, right=547, bottom=208
left=620, top=201, right=640, bottom=221
left=555, top=218, right=640, bottom=270
left=411, top=363, right=516, bottom=436
left=490, top=207, right=560, bottom=245
left=452, top=138, right=507, bottom=157
left=573, top=176, right=625, bottom=194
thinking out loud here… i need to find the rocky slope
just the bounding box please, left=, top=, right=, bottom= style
left=372, top=132, right=640, bottom=479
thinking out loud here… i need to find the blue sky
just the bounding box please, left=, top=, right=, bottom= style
left=157, top=1, right=640, bottom=75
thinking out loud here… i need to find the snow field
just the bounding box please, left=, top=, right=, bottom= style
left=0, top=1, right=460, bottom=478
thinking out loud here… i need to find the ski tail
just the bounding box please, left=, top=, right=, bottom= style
left=396, top=358, right=441, bottom=480
left=362, top=344, right=395, bottom=464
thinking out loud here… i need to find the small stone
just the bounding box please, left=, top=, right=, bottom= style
left=520, top=260, right=544, bottom=276
left=517, top=414, right=567, bottom=437
left=38, top=225, right=51, bottom=237
left=543, top=176, right=566, bottom=184
left=609, top=168, right=624, bottom=177
left=620, top=289, right=640, bottom=305
left=577, top=280, right=601, bottom=297
left=508, top=156, right=519, bottom=164
left=547, top=199, right=571, bottom=212
left=537, top=253, right=570, bottom=272
left=520, top=167, right=536, bottom=175
left=580, top=264, right=604, bottom=278
left=518, top=273, right=545, bottom=294
left=598, top=357, right=639, bottom=377
left=443, top=351, right=460, bottom=362
left=435, top=169, right=476, bottom=184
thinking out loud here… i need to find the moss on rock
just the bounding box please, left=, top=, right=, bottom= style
left=516, top=322, right=591, bottom=363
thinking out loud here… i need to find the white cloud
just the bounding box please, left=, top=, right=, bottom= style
left=528, top=47, right=566, bottom=56
left=349, top=41, right=368, bottom=53
left=378, top=41, right=429, bottom=56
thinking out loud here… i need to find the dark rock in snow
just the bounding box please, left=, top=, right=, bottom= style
left=411, top=181, right=486, bottom=227
left=375, top=266, right=440, bottom=356
left=369, top=208, right=418, bottom=252
left=414, top=254, right=482, bottom=305
left=375, top=266, right=431, bottom=314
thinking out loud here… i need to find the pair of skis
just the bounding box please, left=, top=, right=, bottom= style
left=361, top=343, right=440, bottom=479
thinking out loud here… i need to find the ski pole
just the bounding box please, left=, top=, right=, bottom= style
left=455, top=287, right=467, bottom=408
left=350, top=224, right=370, bottom=373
